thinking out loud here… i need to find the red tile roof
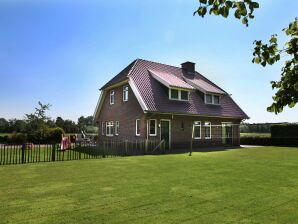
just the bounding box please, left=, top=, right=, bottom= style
left=149, top=70, right=194, bottom=90
left=101, top=59, right=248, bottom=119
left=184, top=77, right=225, bottom=94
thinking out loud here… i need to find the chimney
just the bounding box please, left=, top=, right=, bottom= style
left=181, top=61, right=195, bottom=74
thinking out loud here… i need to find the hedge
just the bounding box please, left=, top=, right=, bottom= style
left=270, top=124, right=298, bottom=147
left=240, top=137, right=298, bottom=147
left=240, top=137, right=272, bottom=146
left=0, top=128, right=65, bottom=144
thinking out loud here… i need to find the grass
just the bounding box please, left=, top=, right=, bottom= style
left=0, top=133, right=12, bottom=137
left=240, top=132, right=271, bottom=137
left=1, top=147, right=298, bottom=223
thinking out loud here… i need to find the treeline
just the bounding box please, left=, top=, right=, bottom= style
left=0, top=102, right=98, bottom=134
left=0, top=116, right=97, bottom=134
left=239, top=122, right=295, bottom=133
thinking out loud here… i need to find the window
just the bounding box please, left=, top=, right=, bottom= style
left=106, top=121, right=114, bottom=136
left=170, top=89, right=179, bottom=99
left=206, top=94, right=213, bottom=104
left=123, top=85, right=128, bottom=102
left=181, top=91, right=189, bottom=100
left=115, top=121, right=119, bottom=135
left=149, top=119, right=157, bottom=136
left=169, top=89, right=189, bottom=101
left=204, top=122, right=211, bottom=139
left=214, top=95, right=220, bottom=104
left=205, top=94, right=220, bottom=105
left=193, top=121, right=201, bottom=139
left=136, top=119, right=140, bottom=136
left=101, top=122, right=105, bottom=135
left=110, top=90, right=115, bottom=105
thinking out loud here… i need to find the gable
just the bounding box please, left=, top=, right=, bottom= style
left=95, top=59, right=249, bottom=120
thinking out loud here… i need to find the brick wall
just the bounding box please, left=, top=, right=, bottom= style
left=145, top=113, right=241, bottom=149
left=97, top=84, right=242, bottom=149
left=97, top=83, right=146, bottom=141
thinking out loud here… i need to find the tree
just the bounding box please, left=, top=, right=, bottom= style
left=0, top=118, right=9, bottom=132
left=194, top=0, right=297, bottom=114
left=77, top=116, right=97, bottom=133
left=25, top=102, right=52, bottom=137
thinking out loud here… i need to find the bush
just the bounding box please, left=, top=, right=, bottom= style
left=270, top=124, right=298, bottom=147
left=0, top=135, right=9, bottom=143
left=8, top=133, right=27, bottom=144
left=240, top=136, right=271, bottom=146
left=46, top=128, right=65, bottom=143
left=27, top=127, right=65, bottom=143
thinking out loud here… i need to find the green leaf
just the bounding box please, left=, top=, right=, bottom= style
left=251, top=2, right=259, bottom=8
left=200, top=0, right=207, bottom=4
left=225, top=0, right=233, bottom=7
left=234, top=10, right=241, bottom=19
left=289, top=101, right=296, bottom=108
left=198, top=7, right=207, bottom=17
left=242, top=17, right=248, bottom=25
left=222, top=6, right=229, bottom=18
left=254, top=57, right=260, bottom=64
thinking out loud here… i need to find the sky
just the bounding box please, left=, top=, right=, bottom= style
left=0, top=0, right=297, bottom=123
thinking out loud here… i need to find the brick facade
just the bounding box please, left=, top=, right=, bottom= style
left=97, top=83, right=241, bottom=149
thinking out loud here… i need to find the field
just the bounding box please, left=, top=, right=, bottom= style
left=240, top=132, right=271, bottom=137
left=1, top=147, right=298, bottom=223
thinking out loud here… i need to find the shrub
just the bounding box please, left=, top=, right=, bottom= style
left=27, top=128, right=65, bottom=143
left=8, top=133, right=27, bottom=144
left=0, top=135, right=9, bottom=143
left=46, top=128, right=65, bottom=143
left=271, top=124, right=298, bottom=138
left=240, top=136, right=271, bottom=146
left=270, top=124, right=298, bottom=147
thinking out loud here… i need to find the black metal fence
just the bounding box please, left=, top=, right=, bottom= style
left=0, top=139, right=165, bottom=165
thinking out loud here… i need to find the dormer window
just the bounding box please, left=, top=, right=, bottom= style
left=169, top=89, right=189, bottom=101
left=205, top=94, right=220, bottom=105
left=170, top=89, right=179, bottom=100
left=181, top=91, right=189, bottom=100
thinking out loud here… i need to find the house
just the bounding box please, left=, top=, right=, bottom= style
left=94, top=59, right=248, bottom=150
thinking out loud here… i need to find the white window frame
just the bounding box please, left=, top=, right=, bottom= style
left=204, top=94, right=220, bottom=105
left=110, top=90, right=115, bottom=105
left=123, top=85, right=129, bottom=102
left=204, top=121, right=212, bottom=139
left=169, top=88, right=189, bottom=101
left=115, top=121, right=119, bottom=135
left=101, top=122, right=105, bottom=135
left=149, top=119, right=157, bottom=136
left=106, top=121, right=114, bottom=137
left=192, top=121, right=201, bottom=139
left=135, top=119, right=140, bottom=136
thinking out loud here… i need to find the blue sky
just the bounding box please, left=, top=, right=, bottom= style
left=0, top=0, right=297, bottom=123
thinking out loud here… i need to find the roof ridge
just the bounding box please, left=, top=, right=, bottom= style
left=127, top=59, right=140, bottom=77
left=137, top=58, right=182, bottom=70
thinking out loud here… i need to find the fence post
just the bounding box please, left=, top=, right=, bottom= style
left=145, top=139, right=148, bottom=153
left=189, top=138, right=193, bottom=156
left=103, top=141, right=106, bottom=158
left=52, top=144, right=56, bottom=162
left=21, top=144, right=25, bottom=164
left=125, top=140, right=128, bottom=155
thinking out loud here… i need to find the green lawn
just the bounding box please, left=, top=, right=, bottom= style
left=240, top=132, right=271, bottom=137
left=0, top=133, right=11, bottom=137
left=1, top=147, right=298, bottom=224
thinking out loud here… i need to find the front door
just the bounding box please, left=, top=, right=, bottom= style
left=160, top=120, right=171, bottom=150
